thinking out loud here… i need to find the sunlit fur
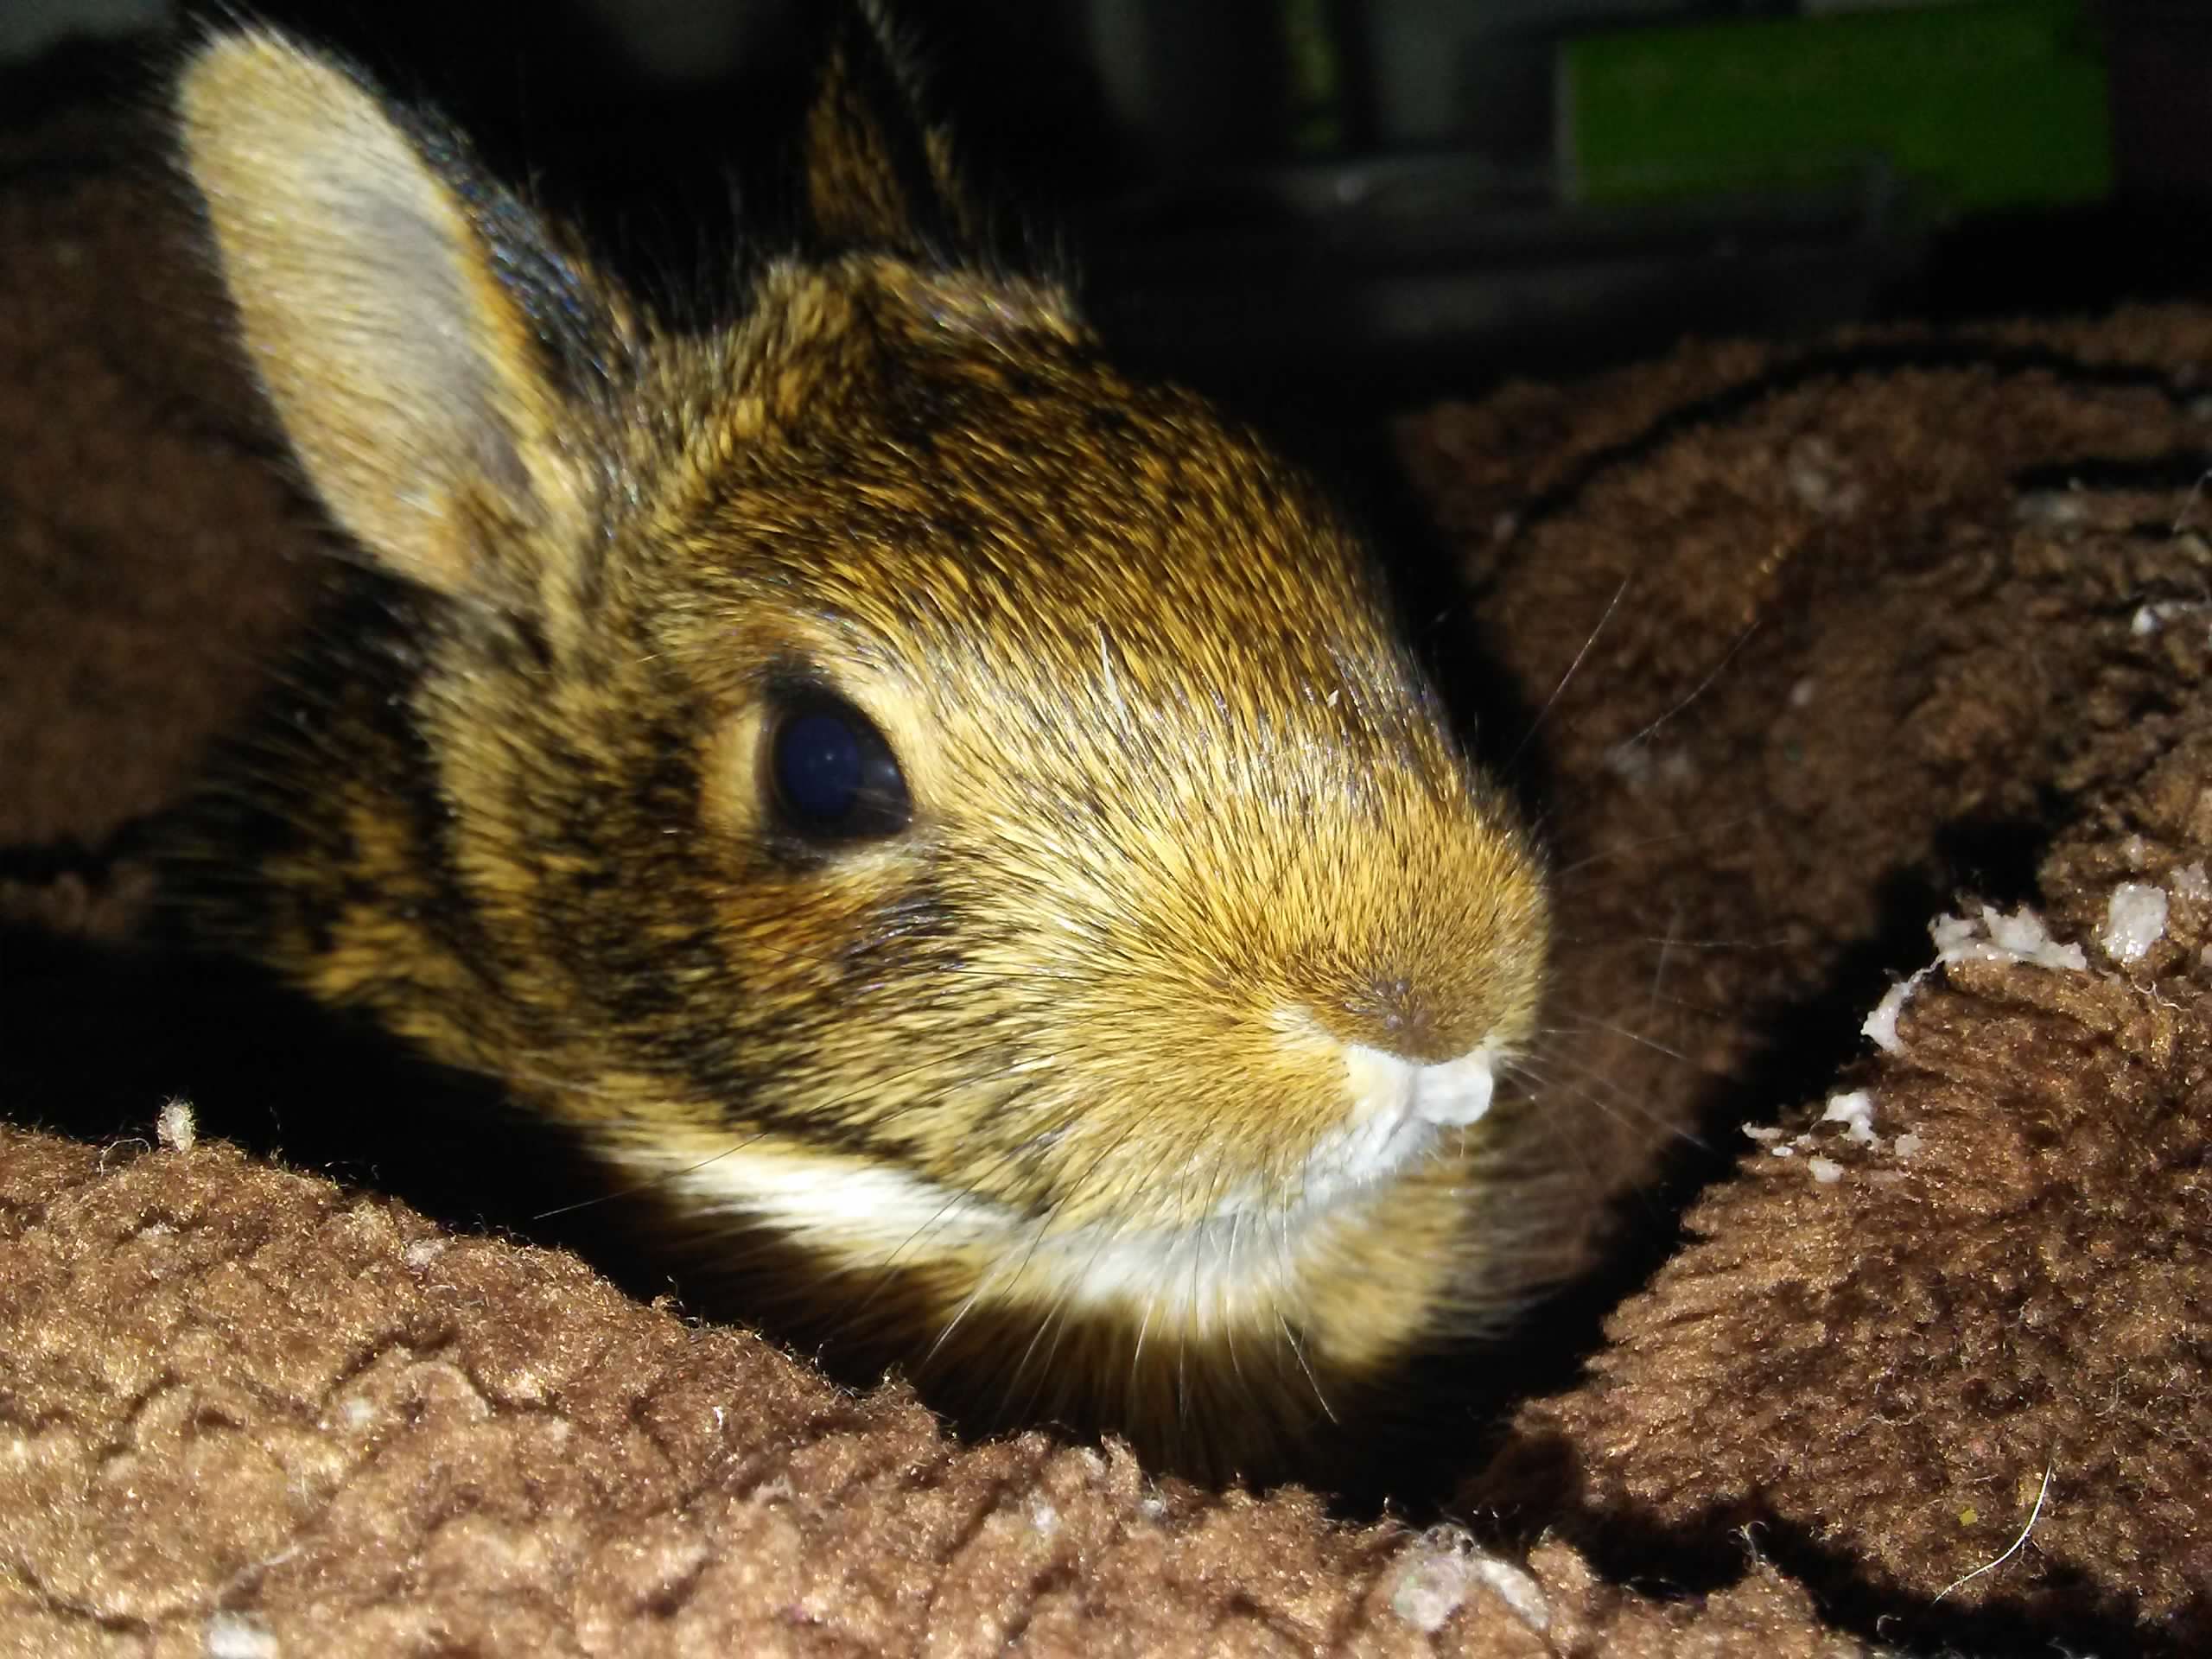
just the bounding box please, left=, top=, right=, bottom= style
left=168, top=16, right=1563, bottom=1477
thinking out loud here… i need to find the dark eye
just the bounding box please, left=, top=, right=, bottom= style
left=766, top=694, right=912, bottom=842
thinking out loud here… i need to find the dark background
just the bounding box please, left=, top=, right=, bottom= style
left=6, top=0, right=2209, bottom=417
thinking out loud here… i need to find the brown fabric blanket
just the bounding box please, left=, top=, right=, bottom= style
left=5, top=83, right=2209, bottom=1656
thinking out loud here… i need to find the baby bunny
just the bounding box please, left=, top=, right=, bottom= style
left=166, top=10, right=1562, bottom=1477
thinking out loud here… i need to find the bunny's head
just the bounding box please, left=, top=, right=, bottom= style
left=171, top=15, right=1560, bottom=1474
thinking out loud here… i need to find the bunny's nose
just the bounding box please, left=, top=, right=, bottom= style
left=1336, top=973, right=1483, bottom=1065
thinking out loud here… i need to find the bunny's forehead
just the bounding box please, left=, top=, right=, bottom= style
left=625, top=257, right=1474, bottom=811
left=673, top=303, right=1439, bottom=743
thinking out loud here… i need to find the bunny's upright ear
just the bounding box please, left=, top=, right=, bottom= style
left=175, top=31, right=621, bottom=604
left=801, top=3, right=981, bottom=257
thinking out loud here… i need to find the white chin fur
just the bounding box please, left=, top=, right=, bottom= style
left=620, top=1041, right=1499, bottom=1330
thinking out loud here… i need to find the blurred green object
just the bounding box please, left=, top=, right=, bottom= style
left=1282, top=0, right=1348, bottom=156
left=1560, top=0, right=2113, bottom=215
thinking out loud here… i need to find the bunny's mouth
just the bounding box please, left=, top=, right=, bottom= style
left=621, top=1042, right=1505, bottom=1332
left=1300, top=1042, right=1496, bottom=1210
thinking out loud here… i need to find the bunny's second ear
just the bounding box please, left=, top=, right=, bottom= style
left=175, top=31, right=620, bottom=606
left=802, top=4, right=980, bottom=257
